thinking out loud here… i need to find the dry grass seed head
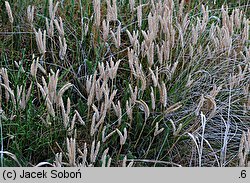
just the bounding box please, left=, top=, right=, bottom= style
left=93, top=0, right=101, bottom=27
left=136, top=100, right=150, bottom=121
left=49, top=0, right=59, bottom=20
left=154, top=122, right=164, bottom=136
left=101, top=148, right=109, bottom=167
left=5, top=1, right=13, bottom=24
left=66, top=137, right=76, bottom=166
left=150, top=87, right=155, bottom=110
left=116, top=128, right=127, bottom=145
left=27, top=5, right=35, bottom=25
left=1, top=68, right=10, bottom=103
left=54, top=17, right=65, bottom=37
left=102, top=126, right=117, bottom=143
left=90, top=140, right=100, bottom=163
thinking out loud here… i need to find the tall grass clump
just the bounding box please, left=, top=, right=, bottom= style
left=0, top=0, right=249, bottom=167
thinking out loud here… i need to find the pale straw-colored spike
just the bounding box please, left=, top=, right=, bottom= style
left=95, top=108, right=107, bottom=130
left=192, top=25, right=198, bottom=45
left=17, top=85, right=22, bottom=103
left=123, top=128, right=127, bottom=144
left=122, top=155, right=127, bottom=167
left=107, top=89, right=117, bottom=110
left=61, top=103, right=69, bottom=128
left=156, top=44, right=163, bottom=65
left=102, top=126, right=117, bottom=143
left=149, top=68, right=158, bottom=87
left=43, top=30, right=46, bottom=54
left=87, top=73, right=97, bottom=107
left=92, top=104, right=100, bottom=121
left=106, top=0, right=117, bottom=21
left=150, top=87, right=155, bottom=110
left=117, top=101, right=122, bottom=125
left=139, top=70, right=147, bottom=91
left=5, top=1, right=13, bottom=24
left=101, top=148, right=109, bottom=167
left=90, top=140, right=95, bottom=163
left=201, top=5, right=208, bottom=32
left=126, top=30, right=133, bottom=45
left=49, top=0, right=59, bottom=20
left=102, top=19, right=109, bottom=41
left=93, top=0, right=101, bottom=27
left=90, top=140, right=100, bottom=163
left=98, top=62, right=105, bottom=77
left=137, top=4, right=142, bottom=28
left=45, top=98, right=55, bottom=117
left=34, top=29, right=46, bottom=54
left=129, top=84, right=137, bottom=104
left=136, top=100, right=150, bottom=120
left=68, top=113, right=77, bottom=135
left=169, top=119, right=176, bottom=135
left=116, top=128, right=127, bottom=145
left=20, top=86, right=26, bottom=109
left=102, top=125, right=107, bottom=142
left=59, top=36, right=67, bottom=60
left=42, top=74, right=48, bottom=94
left=37, top=62, right=46, bottom=75
left=154, top=122, right=164, bottom=137
left=242, top=17, right=249, bottom=44
left=58, top=83, right=73, bottom=99
left=75, top=110, right=85, bottom=125
left=164, top=102, right=182, bottom=115
left=1, top=83, right=15, bottom=106
left=83, top=142, right=88, bottom=167
left=14, top=61, right=25, bottom=73
left=46, top=18, right=54, bottom=37
left=25, top=83, right=32, bottom=106
left=126, top=100, right=133, bottom=120
left=173, top=123, right=182, bottom=136
left=37, top=82, right=47, bottom=98
left=170, top=61, right=178, bottom=76
left=90, top=113, right=96, bottom=136
left=147, top=42, right=154, bottom=67
left=66, top=97, right=71, bottom=116
left=1, top=68, right=10, bottom=103
left=95, top=80, right=102, bottom=102
left=54, top=17, right=65, bottom=37
left=112, top=60, right=121, bottom=79
left=160, top=82, right=167, bottom=107
left=107, top=157, right=112, bottom=167
left=141, top=30, right=150, bottom=46
left=111, top=26, right=120, bottom=49
left=78, top=143, right=88, bottom=167
left=27, top=5, right=35, bottom=25
left=66, top=137, right=76, bottom=166
left=86, top=75, right=93, bottom=94
left=129, top=0, right=135, bottom=12
left=30, top=57, right=38, bottom=77
left=163, top=40, right=170, bottom=61
left=49, top=0, right=53, bottom=19
left=54, top=152, right=62, bottom=167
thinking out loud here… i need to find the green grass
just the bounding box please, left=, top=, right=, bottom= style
left=0, top=0, right=249, bottom=167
